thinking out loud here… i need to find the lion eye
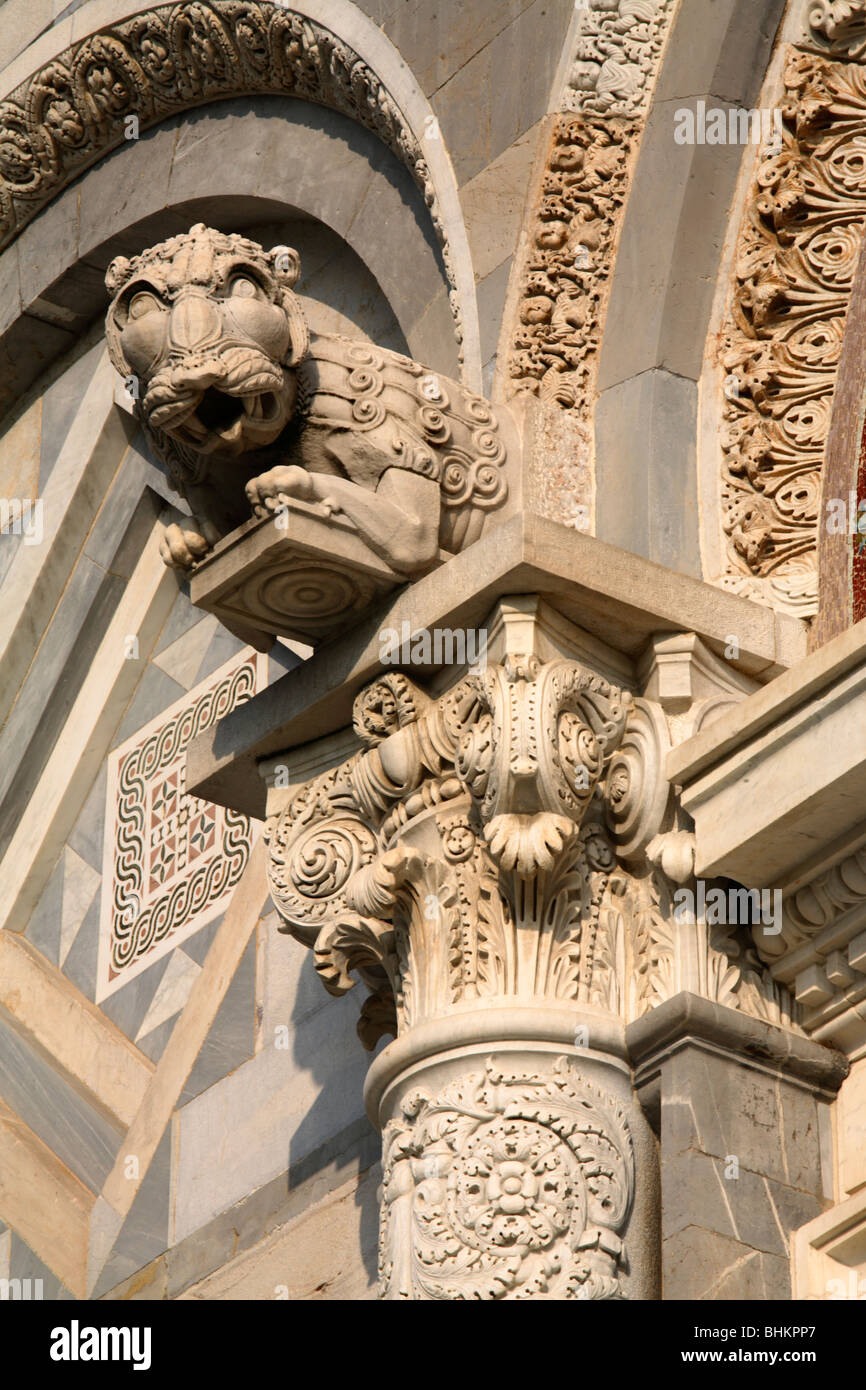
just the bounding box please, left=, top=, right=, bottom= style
left=128, top=292, right=161, bottom=320
left=229, top=277, right=258, bottom=299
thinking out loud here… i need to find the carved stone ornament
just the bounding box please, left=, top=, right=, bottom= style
left=266, top=661, right=632, bottom=1045
left=104, top=225, right=513, bottom=590
left=760, top=842, right=866, bottom=960
left=807, top=1, right=866, bottom=56
left=0, top=2, right=465, bottom=347
left=508, top=115, right=635, bottom=411
left=505, top=0, right=677, bottom=413
left=265, top=661, right=790, bottom=1045
left=379, top=1055, right=634, bottom=1300
left=565, top=0, right=678, bottom=119
left=719, top=49, right=866, bottom=615
left=264, top=647, right=794, bottom=1298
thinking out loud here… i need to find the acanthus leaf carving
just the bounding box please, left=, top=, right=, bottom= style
left=719, top=48, right=866, bottom=615
left=628, top=864, right=797, bottom=1028
left=267, top=660, right=799, bottom=1043
left=266, top=661, right=633, bottom=1043
left=807, top=1, right=866, bottom=57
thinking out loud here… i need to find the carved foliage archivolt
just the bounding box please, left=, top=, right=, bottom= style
left=565, top=0, right=678, bottom=119
left=0, top=2, right=464, bottom=350
left=379, top=1056, right=634, bottom=1301
left=508, top=115, right=635, bottom=411
left=506, top=1, right=677, bottom=413
left=720, top=50, right=866, bottom=614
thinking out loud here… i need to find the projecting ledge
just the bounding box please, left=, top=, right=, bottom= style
left=667, top=615, right=866, bottom=886
left=186, top=512, right=805, bottom=819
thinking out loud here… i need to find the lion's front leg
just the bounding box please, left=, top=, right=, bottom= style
left=246, top=467, right=440, bottom=574
left=245, top=465, right=319, bottom=514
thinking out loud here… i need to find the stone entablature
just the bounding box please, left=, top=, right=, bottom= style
left=670, top=614, right=866, bottom=1052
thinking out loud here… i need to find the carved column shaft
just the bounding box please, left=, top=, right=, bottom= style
left=263, top=634, right=672, bottom=1298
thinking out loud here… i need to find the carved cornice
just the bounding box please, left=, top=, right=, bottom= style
left=719, top=48, right=866, bottom=615
left=0, top=1, right=464, bottom=352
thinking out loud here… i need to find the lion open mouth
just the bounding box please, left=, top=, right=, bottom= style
left=171, top=388, right=286, bottom=453
left=144, top=350, right=294, bottom=456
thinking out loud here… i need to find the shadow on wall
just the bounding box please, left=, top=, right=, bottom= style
left=288, top=949, right=383, bottom=1285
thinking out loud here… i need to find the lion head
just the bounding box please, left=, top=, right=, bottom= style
left=105, top=224, right=309, bottom=488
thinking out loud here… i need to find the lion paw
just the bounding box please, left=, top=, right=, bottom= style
left=246, top=466, right=315, bottom=517
left=160, top=517, right=220, bottom=571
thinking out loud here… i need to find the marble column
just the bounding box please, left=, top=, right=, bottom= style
left=262, top=602, right=661, bottom=1298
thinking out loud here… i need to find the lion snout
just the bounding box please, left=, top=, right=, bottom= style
left=171, top=360, right=225, bottom=392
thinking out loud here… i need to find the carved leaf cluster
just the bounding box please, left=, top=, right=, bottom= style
left=720, top=50, right=866, bottom=614
left=0, top=2, right=464, bottom=353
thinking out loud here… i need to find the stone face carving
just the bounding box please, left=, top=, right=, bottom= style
left=0, top=2, right=464, bottom=350
left=508, top=116, right=635, bottom=411
left=105, top=225, right=510, bottom=576
left=719, top=50, right=866, bottom=616
left=566, top=0, right=677, bottom=118
left=379, top=1056, right=634, bottom=1300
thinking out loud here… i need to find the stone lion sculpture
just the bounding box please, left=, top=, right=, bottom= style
left=105, top=224, right=512, bottom=574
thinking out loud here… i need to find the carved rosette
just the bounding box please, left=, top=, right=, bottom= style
left=379, top=1056, right=634, bottom=1301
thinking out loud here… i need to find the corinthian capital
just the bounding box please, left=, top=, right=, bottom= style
left=265, top=661, right=631, bottom=1046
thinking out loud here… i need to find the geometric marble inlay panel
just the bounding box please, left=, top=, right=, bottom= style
left=97, top=651, right=267, bottom=999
